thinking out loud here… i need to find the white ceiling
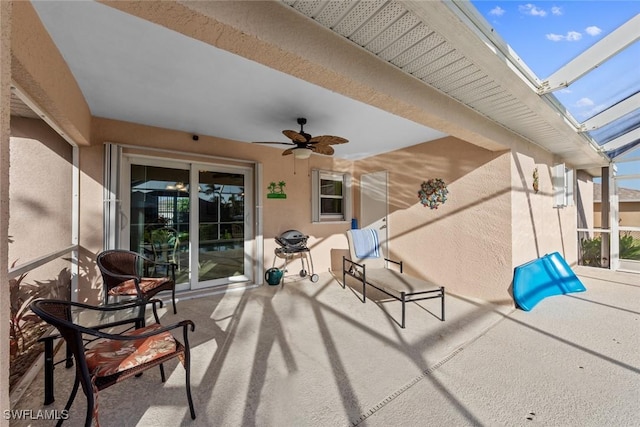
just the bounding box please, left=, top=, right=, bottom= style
left=30, top=0, right=447, bottom=160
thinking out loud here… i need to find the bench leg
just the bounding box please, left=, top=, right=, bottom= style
left=441, top=287, right=445, bottom=321
left=401, top=292, right=406, bottom=329
left=362, top=280, right=366, bottom=303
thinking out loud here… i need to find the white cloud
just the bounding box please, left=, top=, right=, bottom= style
left=576, top=97, right=594, bottom=107
left=566, top=31, right=582, bottom=41
left=551, top=6, right=562, bottom=15
left=585, top=26, right=602, bottom=36
left=546, top=31, right=583, bottom=42
left=519, top=4, right=547, bottom=17
left=489, top=6, right=506, bottom=16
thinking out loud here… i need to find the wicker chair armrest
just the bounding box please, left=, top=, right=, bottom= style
left=98, top=298, right=162, bottom=312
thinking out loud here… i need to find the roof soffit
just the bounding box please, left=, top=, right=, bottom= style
left=102, top=0, right=514, bottom=152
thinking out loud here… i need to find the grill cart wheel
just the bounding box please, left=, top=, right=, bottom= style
left=300, top=269, right=307, bottom=277
left=310, top=274, right=319, bottom=283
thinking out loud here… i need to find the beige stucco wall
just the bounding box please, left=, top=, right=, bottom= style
left=1, top=1, right=11, bottom=421
left=83, top=117, right=354, bottom=302
left=9, top=117, right=72, bottom=263
left=510, top=147, right=578, bottom=270
left=355, top=137, right=513, bottom=303
left=576, top=170, right=594, bottom=229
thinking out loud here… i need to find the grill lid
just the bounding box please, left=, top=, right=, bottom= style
left=276, top=229, right=308, bottom=248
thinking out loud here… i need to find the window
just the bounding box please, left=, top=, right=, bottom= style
left=552, top=163, right=574, bottom=208
left=311, top=169, right=352, bottom=222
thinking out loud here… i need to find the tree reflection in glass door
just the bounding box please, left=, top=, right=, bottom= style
left=198, top=170, right=245, bottom=283
left=129, top=164, right=190, bottom=284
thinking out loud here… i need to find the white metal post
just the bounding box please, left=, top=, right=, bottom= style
left=609, top=164, right=620, bottom=270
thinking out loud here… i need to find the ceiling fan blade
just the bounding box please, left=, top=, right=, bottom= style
left=282, top=148, right=294, bottom=156
left=311, top=144, right=334, bottom=155
left=308, top=135, right=348, bottom=145
left=282, top=130, right=307, bottom=143
left=252, top=141, right=295, bottom=146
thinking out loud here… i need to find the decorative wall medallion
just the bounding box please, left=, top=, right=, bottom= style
left=267, top=181, right=287, bottom=199
left=418, top=178, right=448, bottom=209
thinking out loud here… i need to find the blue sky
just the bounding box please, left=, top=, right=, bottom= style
left=470, top=1, right=639, bottom=77
left=471, top=1, right=640, bottom=182
left=470, top=1, right=640, bottom=123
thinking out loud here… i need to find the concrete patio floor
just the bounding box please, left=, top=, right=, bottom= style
left=11, top=266, right=640, bottom=426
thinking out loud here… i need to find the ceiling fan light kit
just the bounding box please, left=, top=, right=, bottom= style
left=293, top=148, right=313, bottom=159
left=253, top=118, right=348, bottom=158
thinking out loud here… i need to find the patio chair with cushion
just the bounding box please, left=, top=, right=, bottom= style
left=343, top=228, right=445, bottom=328
left=97, top=249, right=178, bottom=314
left=30, top=298, right=196, bottom=427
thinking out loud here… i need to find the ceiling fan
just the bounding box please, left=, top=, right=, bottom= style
left=253, top=118, right=348, bottom=159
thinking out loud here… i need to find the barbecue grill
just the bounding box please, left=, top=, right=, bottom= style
left=273, top=230, right=319, bottom=283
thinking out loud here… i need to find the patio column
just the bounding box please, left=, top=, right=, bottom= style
left=608, top=165, right=620, bottom=270
left=0, top=1, right=12, bottom=423
left=601, top=166, right=610, bottom=268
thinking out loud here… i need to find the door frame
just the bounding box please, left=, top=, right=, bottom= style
left=190, top=162, right=254, bottom=290
left=120, top=154, right=255, bottom=291
left=360, top=170, right=389, bottom=258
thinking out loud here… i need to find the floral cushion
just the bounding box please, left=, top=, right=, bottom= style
left=108, top=277, right=171, bottom=296
left=85, top=324, right=177, bottom=377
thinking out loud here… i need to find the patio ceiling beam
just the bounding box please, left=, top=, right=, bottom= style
left=538, top=14, right=640, bottom=94
left=579, top=92, right=640, bottom=131
left=602, top=127, right=640, bottom=153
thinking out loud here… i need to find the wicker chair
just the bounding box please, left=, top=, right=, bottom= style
left=97, top=249, right=177, bottom=314
left=30, top=299, right=196, bottom=427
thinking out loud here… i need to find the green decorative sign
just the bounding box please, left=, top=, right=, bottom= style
left=267, top=193, right=287, bottom=199
left=267, top=181, right=287, bottom=199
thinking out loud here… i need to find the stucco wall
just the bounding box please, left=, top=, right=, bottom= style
left=354, top=137, right=512, bottom=303
left=82, top=117, right=354, bottom=302
left=511, top=151, right=578, bottom=269
left=1, top=1, right=11, bottom=421
left=576, top=170, right=594, bottom=229
left=9, top=117, right=72, bottom=263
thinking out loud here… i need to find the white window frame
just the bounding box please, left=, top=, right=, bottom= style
left=311, top=169, right=352, bottom=223
left=553, top=163, right=575, bottom=208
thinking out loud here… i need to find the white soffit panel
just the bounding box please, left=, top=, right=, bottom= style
left=283, top=0, right=608, bottom=168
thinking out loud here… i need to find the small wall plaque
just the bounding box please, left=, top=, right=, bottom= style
left=267, top=181, right=287, bottom=199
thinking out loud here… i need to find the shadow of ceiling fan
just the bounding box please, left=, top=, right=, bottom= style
left=253, top=118, right=348, bottom=159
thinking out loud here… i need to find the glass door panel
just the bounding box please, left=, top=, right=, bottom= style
left=197, top=170, right=247, bottom=284
left=130, top=164, right=190, bottom=285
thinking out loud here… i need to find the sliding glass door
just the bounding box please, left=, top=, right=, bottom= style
left=123, top=157, right=253, bottom=290
left=193, top=165, right=251, bottom=289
